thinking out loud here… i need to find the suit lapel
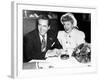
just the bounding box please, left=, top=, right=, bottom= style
left=46, top=31, right=53, bottom=50
left=46, top=33, right=49, bottom=50
left=35, top=30, right=41, bottom=51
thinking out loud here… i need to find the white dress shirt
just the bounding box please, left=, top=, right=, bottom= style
left=39, top=34, right=47, bottom=52
left=39, top=34, right=47, bottom=43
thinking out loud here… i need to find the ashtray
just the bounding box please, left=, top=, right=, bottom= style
left=60, top=54, right=69, bottom=60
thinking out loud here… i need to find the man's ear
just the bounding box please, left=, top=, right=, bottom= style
left=48, top=26, right=50, bottom=30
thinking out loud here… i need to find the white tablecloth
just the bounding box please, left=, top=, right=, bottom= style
left=37, top=57, right=91, bottom=69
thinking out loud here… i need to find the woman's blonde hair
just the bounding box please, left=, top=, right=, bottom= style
left=60, top=13, right=78, bottom=28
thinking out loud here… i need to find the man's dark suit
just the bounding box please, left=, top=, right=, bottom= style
left=23, top=29, right=61, bottom=62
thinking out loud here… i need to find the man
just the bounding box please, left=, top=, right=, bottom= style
left=23, top=15, right=61, bottom=62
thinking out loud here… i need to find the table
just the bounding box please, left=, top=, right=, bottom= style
left=23, top=56, right=91, bottom=69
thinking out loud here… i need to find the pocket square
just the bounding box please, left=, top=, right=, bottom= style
left=51, top=42, right=55, bottom=47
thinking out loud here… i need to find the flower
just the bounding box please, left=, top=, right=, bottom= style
left=72, top=43, right=91, bottom=63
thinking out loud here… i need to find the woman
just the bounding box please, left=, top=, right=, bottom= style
left=57, top=13, right=85, bottom=57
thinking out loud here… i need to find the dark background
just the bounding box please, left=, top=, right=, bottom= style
left=23, top=10, right=91, bottom=43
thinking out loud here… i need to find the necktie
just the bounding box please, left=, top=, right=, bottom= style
left=41, top=35, right=46, bottom=52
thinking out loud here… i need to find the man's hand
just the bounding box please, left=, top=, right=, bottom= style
left=45, top=49, right=61, bottom=58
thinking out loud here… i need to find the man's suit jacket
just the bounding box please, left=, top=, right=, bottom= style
left=23, top=29, right=62, bottom=62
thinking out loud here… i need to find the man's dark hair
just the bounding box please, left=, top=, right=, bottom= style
left=37, top=14, right=51, bottom=26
